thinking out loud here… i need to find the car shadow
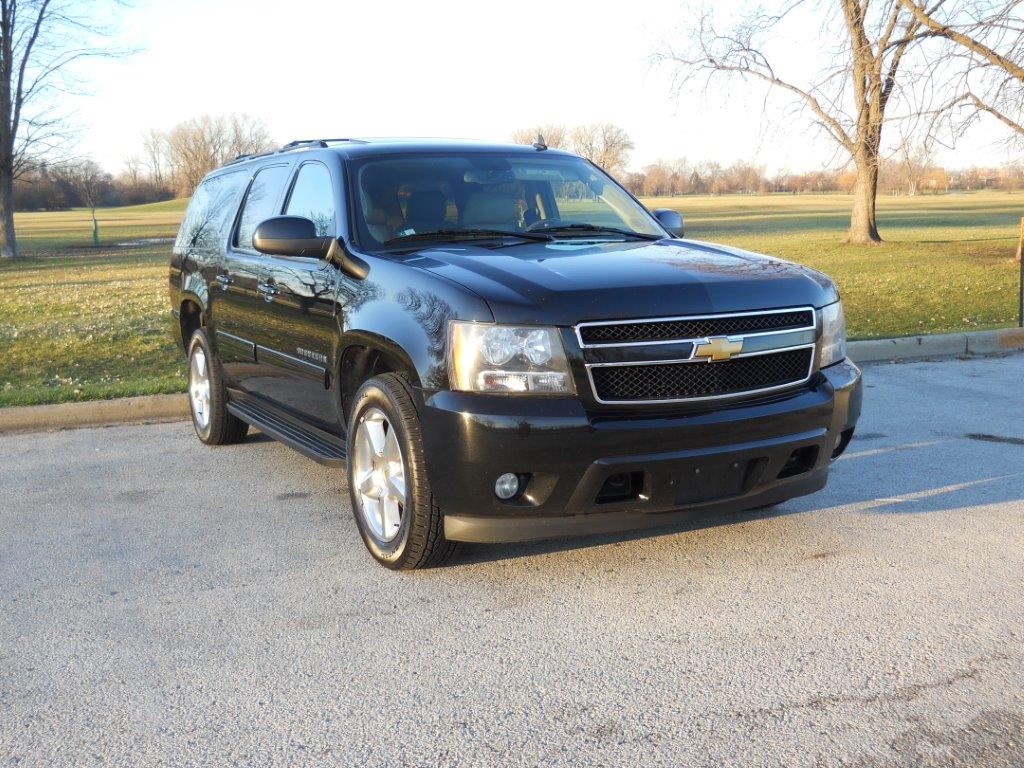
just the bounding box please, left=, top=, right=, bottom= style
left=451, top=503, right=803, bottom=566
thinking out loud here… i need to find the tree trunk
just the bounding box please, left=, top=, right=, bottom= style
left=0, top=170, right=17, bottom=258
left=847, top=159, right=882, bottom=244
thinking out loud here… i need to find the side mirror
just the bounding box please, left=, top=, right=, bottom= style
left=653, top=208, right=685, bottom=238
left=252, top=216, right=331, bottom=258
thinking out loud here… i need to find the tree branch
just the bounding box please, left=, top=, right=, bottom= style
left=898, top=0, right=1024, bottom=82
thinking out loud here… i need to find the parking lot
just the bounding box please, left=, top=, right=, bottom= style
left=2, top=353, right=1022, bottom=767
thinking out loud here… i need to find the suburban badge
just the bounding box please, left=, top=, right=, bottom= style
left=296, top=347, right=328, bottom=364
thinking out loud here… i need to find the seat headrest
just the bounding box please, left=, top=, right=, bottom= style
left=462, top=190, right=518, bottom=229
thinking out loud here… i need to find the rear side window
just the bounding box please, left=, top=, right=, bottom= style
left=284, top=163, right=336, bottom=236
left=235, top=164, right=291, bottom=250
left=175, top=170, right=246, bottom=254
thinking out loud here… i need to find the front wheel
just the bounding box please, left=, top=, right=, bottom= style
left=347, top=374, right=457, bottom=570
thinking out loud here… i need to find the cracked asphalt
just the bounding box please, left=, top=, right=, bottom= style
left=2, top=353, right=1023, bottom=767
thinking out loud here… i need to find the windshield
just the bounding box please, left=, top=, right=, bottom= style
left=350, top=152, right=665, bottom=251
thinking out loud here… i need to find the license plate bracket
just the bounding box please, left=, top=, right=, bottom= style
left=674, top=456, right=768, bottom=505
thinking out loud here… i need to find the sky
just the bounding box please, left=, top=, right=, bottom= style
left=65, top=0, right=1018, bottom=176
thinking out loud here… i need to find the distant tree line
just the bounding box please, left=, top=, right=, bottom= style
left=14, top=162, right=170, bottom=210
left=511, top=123, right=636, bottom=176
left=512, top=122, right=1024, bottom=199
left=16, top=127, right=1024, bottom=214
left=615, top=157, right=1024, bottom=198
left=14, top=113, right=274, bottom=211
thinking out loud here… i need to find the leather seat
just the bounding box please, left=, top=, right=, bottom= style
left=365, top=208, right=394, bottom=243
left=461, top=190, right=518, bottom=230
left=405, top=190, right=448, bottom=233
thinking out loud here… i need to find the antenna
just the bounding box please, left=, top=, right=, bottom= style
left=533, top=133, right=547, bottom=151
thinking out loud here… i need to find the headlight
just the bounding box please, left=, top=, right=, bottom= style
left=819, top=300, right=847, bottom=368
left=450, top=322, right=576, bottom=394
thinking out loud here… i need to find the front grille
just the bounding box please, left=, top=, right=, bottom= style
left=590, top=348, right=813, bottom=403
left=579, top=309, right=814, bottom=346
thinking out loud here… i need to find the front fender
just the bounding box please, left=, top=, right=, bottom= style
left=180, top=270, right=210, bottom=317
left=337, top=257, right=492, bottom=391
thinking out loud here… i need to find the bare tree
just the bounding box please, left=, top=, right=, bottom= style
left=141, top=128, right=167, bottom=185
left=661, top=1, right=933, bottom=243
left=163, top=114, right=274, bottom=195
left=0, top=0, right=120, bottom=258
left=897, top=139, right=936, bottom=195
left=122, top=155, right=141, bottom=186
left=897, top=0, right=1024, bottom=139
left=64, top=158, right=108, bottom=245
left=511, top=123, right=634, bottom=174
left=568, top=123, right=635, bottom=175
left=511, top=124, right=569, bottom=148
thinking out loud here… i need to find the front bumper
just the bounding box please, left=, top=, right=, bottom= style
left=417, top=359, right=862, bottom=543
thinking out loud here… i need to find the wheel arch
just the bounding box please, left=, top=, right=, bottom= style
left=178, top=296, right=205, bottom=350
left=338, top=331, right=423, bottom=424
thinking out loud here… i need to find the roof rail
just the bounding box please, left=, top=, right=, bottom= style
left=282, top=138, right=368, bottom=149
left=223, top=138, right=368, bottom=167
left=225, top=149, right=276, bottom=166
left=282, top=139, right=329, bottom=149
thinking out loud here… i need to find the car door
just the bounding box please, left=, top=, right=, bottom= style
left=215, top=163, right=292, bottom=391
left=176, top=169, right=249, bottom=372
left=249, top=160, right=342, bottom=432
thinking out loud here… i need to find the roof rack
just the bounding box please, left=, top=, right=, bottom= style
left=225, top=138, right=368, bottom=166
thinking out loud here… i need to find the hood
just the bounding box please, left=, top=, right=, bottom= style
left=404, top=238, right=838, bottom=325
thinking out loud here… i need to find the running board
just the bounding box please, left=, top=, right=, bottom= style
left=227, top=397, right=346, bottom=467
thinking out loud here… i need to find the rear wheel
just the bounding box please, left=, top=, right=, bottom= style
left=347, top=373, right=457, bottom=570
left=187, top=329, right=248, bottom=445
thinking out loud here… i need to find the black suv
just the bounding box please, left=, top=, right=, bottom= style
left=170, top=138, right=861, bottom=569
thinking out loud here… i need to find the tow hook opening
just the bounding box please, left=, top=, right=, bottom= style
left=595, top=471, right=645, bottom=504
left=777, top=446, right=819, bottom=479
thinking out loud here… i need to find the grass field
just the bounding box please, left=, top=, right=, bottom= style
left=13, top=198, right=187, bottom=253
left=652, top=192, right=1022, bottom=338
left=0, top=191, right=1021, bottom=407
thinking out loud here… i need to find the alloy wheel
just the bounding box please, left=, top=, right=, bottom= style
left=352, top=407, right=406, bottom=542
left=188, top=346, right=212, bottom=431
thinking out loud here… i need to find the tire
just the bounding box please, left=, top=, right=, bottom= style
left=186, top=328, right=248, bottom=446
left=347, top=373, right=457, bottom=570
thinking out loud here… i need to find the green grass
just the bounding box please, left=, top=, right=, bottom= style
left=13, top=198, right=188, bottom=252
left=0, top=246, right=184, bottom=406
left=648, top=192, right=1022, bottom=338
left=0, top=191, right=1021, bottom=407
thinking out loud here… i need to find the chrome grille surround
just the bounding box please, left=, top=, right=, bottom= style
left=577, top=307, right=818, bottom=405
left=577, top=308, right=815, bottom=347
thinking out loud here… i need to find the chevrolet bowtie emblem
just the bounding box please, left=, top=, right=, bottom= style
left=693, top=336, right=743, bottom=362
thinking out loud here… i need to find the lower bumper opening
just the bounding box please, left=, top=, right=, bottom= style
left=777, top=445, right=820, bottom=479
left=595, top=471, right=645, bottom=504
left=444, top=468, right=830, bottom=543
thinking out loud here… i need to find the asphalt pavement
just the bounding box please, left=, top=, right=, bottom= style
left=2, top=353, right=1023, bottom=767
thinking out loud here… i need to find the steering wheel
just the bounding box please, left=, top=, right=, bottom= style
left=525, top=218, right=565, bottom=233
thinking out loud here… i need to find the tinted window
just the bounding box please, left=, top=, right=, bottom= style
left=351, top=153, right=663, bottom=250
left=284, top=163, right=336, bottom=237
left=175, top=171, right=246, bottom=254
left=235, top=164, right=291, bottom=250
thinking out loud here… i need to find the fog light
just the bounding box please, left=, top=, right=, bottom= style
left=494, top=472, right=520, bottom=500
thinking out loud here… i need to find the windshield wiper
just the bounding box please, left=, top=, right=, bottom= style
left=384, top=228, right=553, bottom=246
left=530, top=223, right=662, bottom=241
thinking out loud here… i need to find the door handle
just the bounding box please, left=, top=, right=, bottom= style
left=215, top=273, right=231, bottom=290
